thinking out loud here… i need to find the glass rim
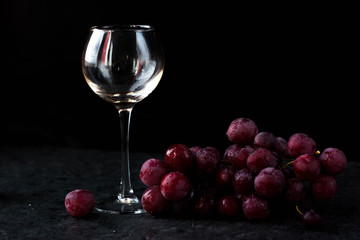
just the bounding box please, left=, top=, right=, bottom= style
left=90, top=24, right=155, bottom=32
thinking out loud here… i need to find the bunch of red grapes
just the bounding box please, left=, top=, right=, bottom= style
left=140, top=118, right=347, bottom=227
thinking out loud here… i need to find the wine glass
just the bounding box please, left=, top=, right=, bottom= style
left=81, top=25, right=164, bottom=214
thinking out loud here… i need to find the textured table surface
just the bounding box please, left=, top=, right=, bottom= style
left=0, top=147, right=359, bottom=240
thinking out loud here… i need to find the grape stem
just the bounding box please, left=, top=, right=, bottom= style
left=281, top=160, right=295, bottom=169
left=296, top=205, right=303, bottom=215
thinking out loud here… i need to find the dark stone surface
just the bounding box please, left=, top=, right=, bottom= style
left=0, top=147, right=359, bottom=240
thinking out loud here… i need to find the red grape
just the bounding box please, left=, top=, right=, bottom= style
left=319, top=147, right=347, bottom=176
left=254, top=132, right=276, bottom=150
left=232, top=168, right=254, bottom=194
left=242, top=194, right=269, bottom=220
left=254, top=167, right=285, bottom=198
left=224, top=144, right=254, bottom=169
left=64, top=189, right=95, bottom=218
left=311, top=174, right=337, bottom=200
left=216, top=165, right=236, bottom=189
left=226, top=118, right=258, bottom=145
left=165, top=144, right=194, bottom=173
left=284, top=178, right=305, bottom=203
left=218, top=195, right=239, bottom=217
left=302, top=209, right=322, bottom=227
left=141, top=185, right=170, bottom=215
left=247, top=148, right=278, bottom=172
left=195, top=147, right=221, bottom=175
left=139, top=158, right=169, bottom=187
left=274, top=136, right=288, bottom=157
left=293, top=154, right=321, bottom=181
left=287, top=133, right=316, bottom=158
left=193, top=194, right=215, bottom=215
left=160, top=171, right=190, bottom=201
left=224, top=144, right=242, bottom=163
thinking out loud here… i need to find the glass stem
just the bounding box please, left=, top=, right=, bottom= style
left=118, top=107, right=135, bottom=200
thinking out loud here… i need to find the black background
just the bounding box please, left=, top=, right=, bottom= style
left=3, top=1, right=358, bottom=160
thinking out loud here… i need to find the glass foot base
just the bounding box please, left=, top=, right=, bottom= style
left=95, top=194, right=145, bottom=214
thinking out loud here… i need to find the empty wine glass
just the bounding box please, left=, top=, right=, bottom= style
left=81, top=25, right=164, bottom=214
